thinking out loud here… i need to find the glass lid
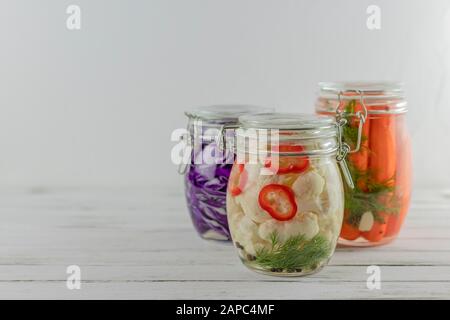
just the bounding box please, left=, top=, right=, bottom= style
left=238, top=112, right=336, bottom=130
left=233, top=113, right=339, bottom=157
left=317, top=81, right=407, bottom=114
left=185, top=105, right=273, bottom=122
left=319, top=81, right=404, bottom=94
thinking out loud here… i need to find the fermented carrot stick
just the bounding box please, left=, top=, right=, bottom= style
left=361, top=212, right=388, bottom=242
left=341, top=221, right=361, bottom=240
left=340, top=210, right=360, bottom=240
left=349, top=118, right=370, bottom=191
left=361, top=114, right=397, bottom=242
left=368, top=114, right=397, bottom=186
left=385, top=117, right=412, bottom=237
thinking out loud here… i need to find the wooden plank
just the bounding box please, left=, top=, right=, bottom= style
left=0, top=280, right=448, bottom=300
left=0, top=265, right=450, bottom=282
left=0, top=187, right=448, bottom=299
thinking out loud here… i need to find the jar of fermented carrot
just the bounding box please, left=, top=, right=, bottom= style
left=315, top=82, right=412, bottom=246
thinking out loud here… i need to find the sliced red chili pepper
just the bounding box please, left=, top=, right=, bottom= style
left=229, top=164, right=248, bottom=196
left=258, top=184, right=297, bottom=221
left=264, top=145, right=309, bottom=175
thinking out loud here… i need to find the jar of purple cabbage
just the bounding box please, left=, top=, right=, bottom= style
left=180, top=105, right=273, bottom=241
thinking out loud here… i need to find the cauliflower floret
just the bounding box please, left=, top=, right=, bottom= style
left=242, top=240, right=267, bottom=256
left=242, top=164, right=277, bottom=191
left=258, top=212, right=319, bottom=243
left=238, top=213, right=259, bottom=235
left=259, top=220, right=299, bottom=243
left=292, top=170, right=325, bottom=200
left=228, top=208, right=243, bottom=232
left=292, top=169, right=325, bottom=215
left=315, top=182, right=344, bottom=246
left=235, top=186, right=271, bottom=223
left=234, top=166, right=276, bottom=223
left=231, top=213, right=267, bottom=256
left=226, top=192, right=243, bottom=219
left=242, top=164, right=262, bottom=191
left=317, top=163, right=344, bottom=214
left=318, top=209, right=339, bottom=234
left=295, top=211, right=320, bottom=239
left=297, top=197, right=323, bottom=214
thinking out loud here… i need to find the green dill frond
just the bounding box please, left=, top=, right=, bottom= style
left=254, top=233, right=331, bottom=272
left=344, top=160, right=400, bottom=227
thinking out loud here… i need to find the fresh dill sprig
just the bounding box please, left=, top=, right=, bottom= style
left=344, top=159, right=400, bottom=226
left=345, top=189, right=399, bottom=226
left=254, top=232, right=331, bottom=272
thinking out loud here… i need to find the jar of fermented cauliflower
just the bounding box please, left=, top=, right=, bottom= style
left=223, top=113, right=348, bottom=276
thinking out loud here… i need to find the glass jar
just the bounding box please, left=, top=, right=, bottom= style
left=224, top=113, right=347, bottom=276
left=315, top=82, right=412, bottom=246
left=180, top=105, right=273, bottom=241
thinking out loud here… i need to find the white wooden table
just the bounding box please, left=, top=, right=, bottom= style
left=0, top=186, right=449, bottom=299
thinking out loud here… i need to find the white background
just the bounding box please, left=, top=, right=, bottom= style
left=1, top=0, right=449, bottom=190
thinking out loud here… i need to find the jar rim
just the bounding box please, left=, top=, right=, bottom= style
left=238, top=112, right=336, bottom=130
left=185, top=104, right=273, bottom=122
left=319, top=81, right=404, bottom=94
left=317, top=81, right=407, bottom=114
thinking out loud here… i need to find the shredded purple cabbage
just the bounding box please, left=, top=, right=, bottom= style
left=184, top=141, right=233, bottom=240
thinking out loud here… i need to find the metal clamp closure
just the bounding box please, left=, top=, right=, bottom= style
left=217, top=124, right=239, bottom=152
left=336, top=117, right=355, bottom=189
left=336, top=90, right=368, bottom=154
